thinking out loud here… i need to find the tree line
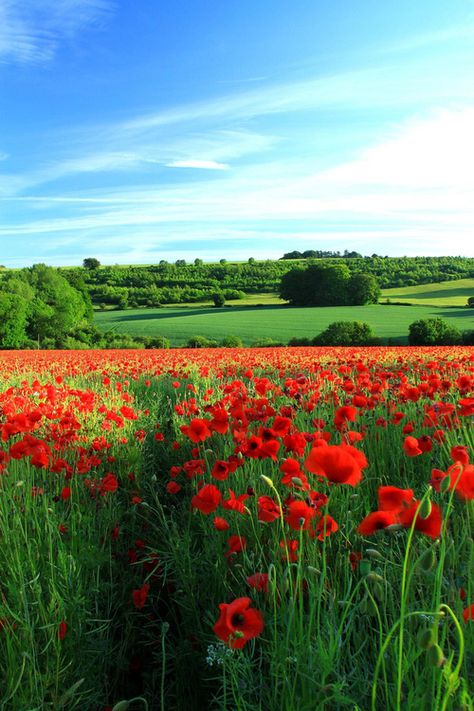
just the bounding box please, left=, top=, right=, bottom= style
left=71, top=255, right=474, bottom=308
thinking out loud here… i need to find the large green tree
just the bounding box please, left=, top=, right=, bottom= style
left=279, top=263, right=352, bottom=306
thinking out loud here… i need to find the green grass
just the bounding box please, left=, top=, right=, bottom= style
left=381, top=279, right=474, bottom=307
left=95, top=303, right=474, bottom=346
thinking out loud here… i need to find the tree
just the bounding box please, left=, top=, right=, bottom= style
left=219, top=258, right=227, bottom=265
left=175, top=259, right=186, bottom=267
left=212, top=292, right=226, bottom=307
left=408, top=318, right=462, bottom=345
left=467, top=296, right=474, bottom=307
left=83, top=257, right=101, bottom=270
left=280, top=263, right=351, bottom=306
left=347, top=273, right=381, bottom=305
left=0, top=293, right=29, bottom=348
left=313, top=321, right=377, bottom=346
left=194, top=258, right=203, bottom=266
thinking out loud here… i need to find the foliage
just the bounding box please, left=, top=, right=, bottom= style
left=312, top=320, right=377, bottom=345
left=408, top=318, right=462, bottom=346
left=280, top=263, right=378, bottom=306
left=212, top=292, right=226, bottom=308
left=83, top=257, right=101, bottom=270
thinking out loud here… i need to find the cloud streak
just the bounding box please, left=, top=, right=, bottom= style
left=0, top=0, right=113, bottom=65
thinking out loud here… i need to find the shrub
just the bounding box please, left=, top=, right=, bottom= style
left=220, top=335, right=244, bottom=348
left=186, top=335, right=218, bottom=348
left=462, top=330, right=474, bottom=345
left=212, top=292, right=226, bottom=307
left=408, top=318, right=462, bottom=345
left=287, top=337, right=312, bottom=346
left=467, top=296, right=474, bottom=307
left=312, top=321, right=377, bottom=346
left=250, top=337, right=284, bottom=347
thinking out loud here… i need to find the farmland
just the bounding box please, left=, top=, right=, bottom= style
left=381, top=279, right=474, bottom=307
left=0, top=346, right=473, bottom=710
left=95, top=302, right=473, bottom=346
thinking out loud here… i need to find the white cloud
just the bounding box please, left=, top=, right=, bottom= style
left=0, top=0, right=113, bottom=65
left=166, top=160, right=229, bottom=170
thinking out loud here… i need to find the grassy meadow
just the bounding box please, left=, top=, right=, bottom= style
left=0, top=346, right=473, bottom=710
left=381, top=279, right=474, bottom=307
left=95, top=302, right=473, bottom=346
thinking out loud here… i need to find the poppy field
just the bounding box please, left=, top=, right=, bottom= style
left=0, top=346, right=473, bottom=711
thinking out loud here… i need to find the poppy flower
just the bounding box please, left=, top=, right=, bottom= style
left=285, top=500, right=316, bottom=531
left=257, top=496, right=281, bottom=523
left=213, top=516, right=230, bottom=531
left=180, top=418, right=212, bottom=443
left=58, top=621, right=67, bottom=640
left=246, top=573, right=269, bottom=593
left=304, top=443, right=363, bottom=487
left=191, top=484, right=221, bottom=514
left=357, top=510, right=398, bottom=536
left=403, top=436, right=422, bottom=457
left=397, top=501, right=443, bottom=540
left=378, top=486, right=414, bottom=512
left=213, top=597, right=264, bottom=649
left=132, top=583, right=150, bottom=610
left=314, top=514, right=339, bottom=540
left=463, top=604, right=474, bottom=622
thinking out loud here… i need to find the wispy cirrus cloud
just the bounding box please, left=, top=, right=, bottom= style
left=166, top=160, right=229, bottom=170
left=0, top=0, right=114, bottom=65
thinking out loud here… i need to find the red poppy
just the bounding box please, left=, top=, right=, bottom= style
left=211, top=460, right=230, bottom=481
left=100, top=473, right=118, bottom=495
left=191, top=484, right=221, bottom=514
left=378, top=486, right=414, bottom=512
left=285, top=500, right=316, bottom=531
left=132, top=583, right=150, bottom=610
left=58, top=621, right=67, bottom=640
left=463, top=604, right=474, bottom=622
left=314, top=514, right=339, bottom=540
left=247, top=572, right=269, bottom=592
left=397, top=501, right=442, bottom=539
left=180, top=418, right=212, bottom=443
left=213, top=516, right=230, bottom=531
left=357, top=510, right=398, bottom=535
left=304, top=443, right=363, bottom=487
left=257, top=496, right=281, bottom=523
left=403, top=436, right=423, bottom=456
left=213, top=597, right=264, bottom=649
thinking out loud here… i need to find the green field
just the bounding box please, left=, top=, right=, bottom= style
left=381, top=278, right=474, bottom=306
left=95, top=302, right=474, bottom=346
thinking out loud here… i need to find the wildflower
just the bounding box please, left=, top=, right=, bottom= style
left=213, top=597, right=264, bottom=649
left=132, top=583, right=150, bottom=610
left=191, top=484, right=221, bottom=514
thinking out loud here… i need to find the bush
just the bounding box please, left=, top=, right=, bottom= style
left=212, top=292, right=226, bottom=307
left=186, top=335, right=218, bottom=348
left=312, top=321, right=377, bottom=346
left=250, top=337, right=284, bottom=347
left=287, top=337, right=312, bottom=346
left=462, top=330, right=474, bottom=345
left=140, top=336, right=171, bottom=349
left=408, top=318, right=462, bottom=345
left=467, top=296, right=474, bottom=307
left=220, top=335, right=244, bottom=348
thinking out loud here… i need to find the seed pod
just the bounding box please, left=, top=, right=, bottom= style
left=417, top=628, right=435, bottom=650
left=426, top=643, right=445, bottom=668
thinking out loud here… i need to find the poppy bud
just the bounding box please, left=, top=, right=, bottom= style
left=440, top=476, right=451, bottom=494
left=419, top=498, right=432, bottom=520
left=367, top=572, right=384, bottom=583
left=291, top=477, right=304, bottom=487
left=365, top=548, right=383, bottom=560
left=426, top=643, right=445, bottom=668
left=418, top=546, right=437, bottom=572
left=359, top=559, right=371, bottom=577
left=260, top=475, right=275, bottom=489
left=307, top=565, right=321, bottom=576
left=112, top=701, right=131, bottom=711
left=417, top=628, right=435, bottom=650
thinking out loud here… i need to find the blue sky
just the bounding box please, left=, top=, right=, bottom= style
left=1, top=0, right=474, bottom=266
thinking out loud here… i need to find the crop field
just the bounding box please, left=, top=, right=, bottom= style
left=95, top=303, right=473, bottom=346
left=381, top=279, right=474, bottom=307
left=0, top=346, right=473, bottom=710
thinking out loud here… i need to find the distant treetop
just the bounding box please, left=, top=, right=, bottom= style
left=83, top=258, right=101, bottom=270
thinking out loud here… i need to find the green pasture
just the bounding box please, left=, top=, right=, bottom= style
left=381, top=278, right=474, bottom=306
left=95, top=303, right=474, bottom=346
